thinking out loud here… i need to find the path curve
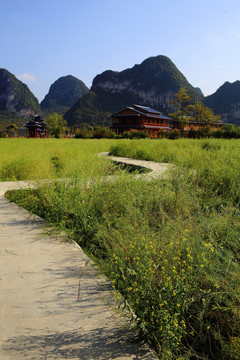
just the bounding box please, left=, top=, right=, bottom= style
left=99, top=152, right=172, bottom=180
left=0, top=154, right=169, bottom=360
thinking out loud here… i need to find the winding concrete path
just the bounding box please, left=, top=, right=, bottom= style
left=99, top=152, right=171, bottom=180
left=0, top=155, right=170, bottom=360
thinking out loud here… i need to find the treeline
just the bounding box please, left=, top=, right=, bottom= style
left=73, top=124, right=240, bottom=140
left=161, top=124, right=240, bottom=139
left=75, top=127, right=153, bottom=139
left=2, top=123, right=240, bottom=140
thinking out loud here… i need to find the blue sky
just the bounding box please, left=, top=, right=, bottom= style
left=1, top=0, right=240, bottom=102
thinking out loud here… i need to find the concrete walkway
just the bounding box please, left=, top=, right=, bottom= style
left=0, top=155, right=170, bottom=359
left=99, top=152, right=172, bottom=180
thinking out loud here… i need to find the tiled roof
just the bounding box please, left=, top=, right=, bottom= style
left=112, top=105, right=170, bottom=120
left=133, top=104, right=162, bottom=115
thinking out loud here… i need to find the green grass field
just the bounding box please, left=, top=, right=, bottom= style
left=0, top=138, right=119, bottom=180
left=4, top=138, right=240, bottom=359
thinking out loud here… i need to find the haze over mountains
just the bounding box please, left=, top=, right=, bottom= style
left=1, top=55, right=240, bottom=128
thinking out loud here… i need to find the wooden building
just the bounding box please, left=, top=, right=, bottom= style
left=23, top=114, right=48, bottom=138
left=111, top=105, right=223, bottom=136
left=111, top=105, right=171, bottom=136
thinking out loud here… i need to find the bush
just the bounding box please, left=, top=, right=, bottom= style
left=121, top=130, right=150, bottom=139
left=157, top=130, right=169, bottom=138
left=92, top=127, right=116, bottom=139
left=75, top=127, right=93, bottom=139
left=168, top=130, right=181, bottom=139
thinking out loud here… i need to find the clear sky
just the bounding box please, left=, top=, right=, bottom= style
left=1, top=0, right=240, bottom=102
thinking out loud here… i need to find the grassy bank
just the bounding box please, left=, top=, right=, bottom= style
left=5, top=138, right=240, bottom=359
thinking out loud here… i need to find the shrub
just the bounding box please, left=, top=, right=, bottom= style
left=168, top=130, right=181, bottom=139
left=92, top=127, right=116, bottom=139
left=121, top=130, right=150, bottom=139
left=75, top=127, right=93, bottom=138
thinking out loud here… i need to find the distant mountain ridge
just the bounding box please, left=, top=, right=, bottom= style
left=1, top=56, right=240, bottom=129
left=204, top=81, right=240, bottom=125
left=40, top=75, right=89, bottom=115
left=0, top=68, right=40, bottom=117
left=91, top=56, right=203, bottom=104
left=65, top=55, right=204, bottom=127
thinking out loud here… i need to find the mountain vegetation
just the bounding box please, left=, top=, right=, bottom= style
left=64, top=56, right=203, bottom=127
left=0, top=68, right=40, bottom=115
left=41, top=75, right=89, bottom=115
left=64, top=89, right=132, bottom=127
left=204, top=81, right=240, bottom=125
left=0, top=68, right=41, bottom=129
left=0, top=110, right=28, bottom=130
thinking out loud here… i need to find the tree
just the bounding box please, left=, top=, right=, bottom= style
left=6, top=123, right=18, bottom=133
left=169, top=89, right=221, bottom=129
left=169, top=88, right=194, bottom=129
left=6, top=123, right=18, bottom=137
left=193, top=102, right=221, bottom=126
left=46, top=113, right=67, bottom=138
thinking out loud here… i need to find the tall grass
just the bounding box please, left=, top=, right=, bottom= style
left=5, top=138, right=240, bottom=359
left=0, top=138, right=119, bottom=180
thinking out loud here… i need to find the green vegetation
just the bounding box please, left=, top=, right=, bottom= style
left=0, top=110, right=27, bottom=130
left=73, top=124, right=240, bottom=140
left=64, top=89, right=127, bottom=127
left=169, top=88, right=221, bottom=128
left=6, top=123, right=18, bottom=134
left=0, top=138, right=118, bottom=180
left=193, top=101, right=221, bottom=124
left=0, top=68, right=40, bottom=114
left=46, top=113, right=67, bottom=138
left=203, top=80, right=240, bottom=126
left=204, top=81, right=240, bottom=115
left=41, top=75, right=89, bottom=115
left=0, top=68, right=40, bottom=128
left=4, top=138, right=240, bottom=359
left=169, top=88, right=193, bottom=117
